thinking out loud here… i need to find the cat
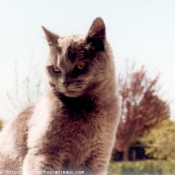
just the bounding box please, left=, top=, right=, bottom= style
left=0, top=17, right=120, bottom=175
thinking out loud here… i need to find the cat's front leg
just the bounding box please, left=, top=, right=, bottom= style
left=22, top=151, right=62, bottom=175
left=84, top=151, right=110, bottom=175
left=22, top=154, right=51, bottom=175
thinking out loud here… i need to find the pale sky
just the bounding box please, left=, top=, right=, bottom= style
left=0, top=0, right=175, bottom=120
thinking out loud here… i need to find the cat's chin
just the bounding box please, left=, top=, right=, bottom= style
left=63, top=90, right=84, bottom=98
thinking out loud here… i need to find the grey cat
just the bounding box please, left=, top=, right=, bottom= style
left=0, top=17, right=120, bottom=175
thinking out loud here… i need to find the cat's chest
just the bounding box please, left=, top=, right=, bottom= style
left=50, top=110, right=98, bottom=141
left=47, top=112, right=100, bottom=165
left=46, top=105, right=101, bottom=149
left=48, top=95, right=108, bottom=143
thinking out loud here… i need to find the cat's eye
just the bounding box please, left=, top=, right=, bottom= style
left=76, top=61, right=86, bottom=70
left=52, top=65, right=61, bottom=74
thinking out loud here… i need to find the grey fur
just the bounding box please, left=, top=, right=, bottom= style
left=0, top=17, right=120, bottom=175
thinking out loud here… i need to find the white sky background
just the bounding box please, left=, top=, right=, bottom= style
left=0, top=0, right=175, bottom=121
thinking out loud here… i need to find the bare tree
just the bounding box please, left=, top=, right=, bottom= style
left=5, top=60, right=46, bottom=116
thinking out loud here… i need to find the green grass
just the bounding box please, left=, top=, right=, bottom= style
left=108, top=160, right=175, bottom=175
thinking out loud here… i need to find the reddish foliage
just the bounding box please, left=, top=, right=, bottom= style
left=115, top=66, right=169, bottom=152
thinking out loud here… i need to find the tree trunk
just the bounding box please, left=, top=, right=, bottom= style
left=132, top=150, right=136, bottom=161
left=123, top=147, right=129, bottom=161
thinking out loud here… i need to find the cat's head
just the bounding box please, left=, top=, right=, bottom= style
left=42, top=17, right=113, bottom=97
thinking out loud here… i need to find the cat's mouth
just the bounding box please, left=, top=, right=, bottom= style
left=64, top=91, right=82, bottom=97
left=62, top=88, right=84, bottom=97
left=62, top=82, right=87, bottom=97
left=50, top=80, right=87, bottom=97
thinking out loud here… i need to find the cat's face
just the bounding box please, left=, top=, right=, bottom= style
left=42, top=17, right=108, bottom=97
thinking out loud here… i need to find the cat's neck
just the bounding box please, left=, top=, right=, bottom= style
left=58, top=92, right=95, bottom=112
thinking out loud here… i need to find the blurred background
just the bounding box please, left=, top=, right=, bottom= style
left=0, top=0, right=175, bottom=174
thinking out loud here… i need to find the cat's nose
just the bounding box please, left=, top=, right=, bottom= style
left=60, top=73, right=71, bottom=87
left=62, top=81, right=70, bottom=87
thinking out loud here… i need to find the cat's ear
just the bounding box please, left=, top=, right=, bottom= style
left=86, top=17, right=106, bottom=51
left=42, top=26, right=58, bottom=46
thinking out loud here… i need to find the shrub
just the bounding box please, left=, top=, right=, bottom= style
left=108, top=160, right=175, bottom=175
